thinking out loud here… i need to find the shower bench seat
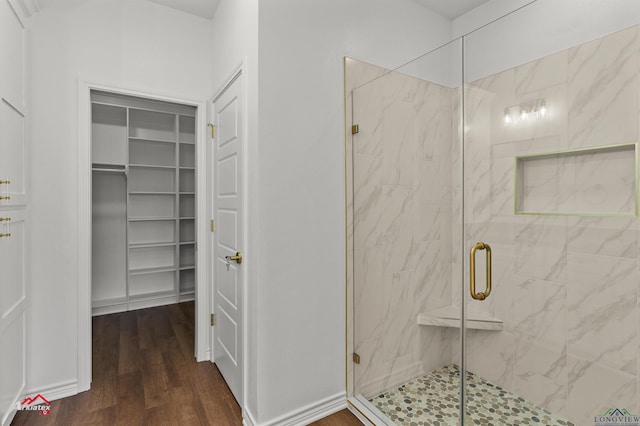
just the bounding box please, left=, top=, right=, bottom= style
left=417, top=305, right=503, bottom=331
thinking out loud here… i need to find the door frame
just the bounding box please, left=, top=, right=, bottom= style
left=77, top=80, right=209, bottom=391
left=208, top=62, right=249, bottom=410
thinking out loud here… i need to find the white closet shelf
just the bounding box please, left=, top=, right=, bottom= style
left=179, top=216, right=195, bottom=220
left=129, top=164, right=176, bottom=170
left=179, top=265, right=196, bottom=271
left=179, top=241, right=195, bottom=245
left=128, top=217, right=176, bottom=222
left=417, top=305, right=503, bottom=331
left=129, top=242, right=176, bottom=249
left=129, top=136, right=176, bottom=144
left=129, top=266, right=176, bottom=276
left=179, top=192, right=195, bottom=195
left=129, top=191, right=176, bottom=195
left=92, top=162, right=125, bottom=168
left=179, top=166, right=195, bottom=170
left=91, top=100, right=127, bottom=110
left=179, top=141, right=195, bottom=145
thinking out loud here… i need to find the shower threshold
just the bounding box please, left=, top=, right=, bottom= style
left=368, top=364, right=573, bottom=425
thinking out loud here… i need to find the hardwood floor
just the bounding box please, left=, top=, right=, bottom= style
left=11, top=302, right=362, bottom=426
left=310, top=409, right=362, bottom=426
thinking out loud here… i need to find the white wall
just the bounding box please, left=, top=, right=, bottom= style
left=209, top=0, right=259, bottom=420
left=26, top=0, right=211, bottom=395
left=256, top=0, right=451, bottom=423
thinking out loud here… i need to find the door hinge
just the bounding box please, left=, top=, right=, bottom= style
left=210, top=219, right=215, bottom=232
left=351, top=124, right=359, bottom=135
left=211, top=313, right=216, bottom=326
left=208, top=123, right=215, bottom=139
left=353, top=353, right=360, bottom=364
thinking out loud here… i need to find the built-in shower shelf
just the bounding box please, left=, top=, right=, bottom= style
left=417, top=305, right=503, bottom=331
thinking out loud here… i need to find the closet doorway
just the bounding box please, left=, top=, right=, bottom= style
left=78, top=85, right=209, bottom=391
left=91, top=91, right=197, bottom=314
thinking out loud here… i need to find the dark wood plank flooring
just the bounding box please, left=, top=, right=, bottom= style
left=11, top=302, right=361, bottom=425
left=311, top=409, right=362, bottom=426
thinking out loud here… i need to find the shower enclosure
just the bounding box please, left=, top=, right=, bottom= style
left=346, top=1, right=640, bottom=424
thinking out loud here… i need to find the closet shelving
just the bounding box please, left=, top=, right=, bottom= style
left=91, top=92, right=196, bottom=315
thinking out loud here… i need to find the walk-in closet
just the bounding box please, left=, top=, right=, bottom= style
left=91, top=91, right=197, bottom=316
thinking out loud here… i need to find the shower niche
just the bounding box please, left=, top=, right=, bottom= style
left=515, top=143, right=637, bottom=216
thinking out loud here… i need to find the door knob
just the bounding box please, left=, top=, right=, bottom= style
left=225, top=252, right=243, bottom=264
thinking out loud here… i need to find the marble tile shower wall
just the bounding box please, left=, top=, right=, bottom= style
left=460, top=25, right=640, bottom=425
left=350, top=62, right=455, bottom=398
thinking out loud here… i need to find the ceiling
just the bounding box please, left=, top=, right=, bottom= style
left=33, top=0, right=487, bottom=21
left=415, top=0, right=491, bottom=19
left=148, top=0, right=491, bottom=21
left=146, top=0, right=221, bottom=20
left=33, top=0, right=221, bottom=19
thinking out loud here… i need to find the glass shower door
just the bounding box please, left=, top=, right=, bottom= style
left=347, top=38, right=466, bottom=424
left=461, top=1, right=640, bottom=424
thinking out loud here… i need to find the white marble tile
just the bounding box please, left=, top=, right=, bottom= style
left=353, top=152, right=383, bottom=249
left=568, top=26, right=639, bottom=148
left=489, top=156, right=514, bottom=219
left=414, top=160, right=452, bottom=244
left=516, top=50, right=568, bottom=96
left=463, top=84, right=494, bottom=163
left=353, top=246, right=385, bottom=342
left=382, top=99, right=415, bottom=185
left=415, top=105, right=452, bottom=163
left=510, top=277, right=566, bottom=347
left=467, top=159, right=492, bottom=223
left=382, top=270, right=416, bottom=364
left=567, top=252, right=637, bottom=375
left=414, top=199, right=451, bottom=245
left=513, top=338, right=568, bottom=417
left=567, top=355, right=637, bottom=426
left=568, top=220, right=637, bottom=259
left=381, top=185, right=415, bottom=273
left=418, top=326, right=452, bottom=373
left=412, top=240, right=452, bottom=310
left=491, top=134, right=568, bottom=160
left=515, top=217, right=568, bottom=282
left=466, top=330, right=515, bottom=390
left=571, top=146, right=636, bottom=215
left=353, top=333, right=387, bottom=397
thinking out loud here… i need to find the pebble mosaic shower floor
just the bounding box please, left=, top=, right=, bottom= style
left=369, top=364, right=573, bottom=425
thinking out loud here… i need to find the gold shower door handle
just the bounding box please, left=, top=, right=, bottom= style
left=470, top=242, right=492, bottom=301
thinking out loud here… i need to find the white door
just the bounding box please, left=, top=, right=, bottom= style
left=0, top=210, right=26, bottom=426
left=212, top=72, right=243, bottom=404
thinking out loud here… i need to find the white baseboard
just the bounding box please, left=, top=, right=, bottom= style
left=244, top=407, right=258, bottom=426
left=26, top=380, right=80, bottom=402
left=251, top=392, right=347, bottom=426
